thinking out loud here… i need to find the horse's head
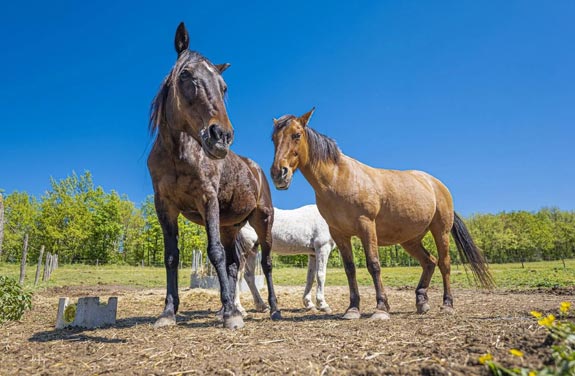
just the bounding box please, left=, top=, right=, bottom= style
left=151, top=22, right=233, bottom=159
left=270, top=108, right=315, bottom=190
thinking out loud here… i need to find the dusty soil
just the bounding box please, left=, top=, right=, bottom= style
left=1, top=285, right=573, bottom=375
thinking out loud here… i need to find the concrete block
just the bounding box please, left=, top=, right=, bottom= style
left=56, top=296, right=117, bottom=329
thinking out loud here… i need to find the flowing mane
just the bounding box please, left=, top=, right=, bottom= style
left=148, top=50, right=205, bottom=136
left=273, top=115, right=341, bottom=167
left=305, top=127, right=341, bottom=167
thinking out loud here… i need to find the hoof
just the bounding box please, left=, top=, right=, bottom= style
left=318, top=305, right=332, bottom=314
left=416, top=302, right=431, bottom=314
left=270, top=310, right=282, bottom=321
left=154, top=314, right=176, bottom=328
left=305, top=305, right=318, bottom=312
left=440, top=305, right=455, bottom=315
left=370, top=310, right=391, bottom=320
left=256, top=304, right=270, bottom=313
left=224, top=315, right=245, bottom=330
left=342, top=307, right=361, bottom=320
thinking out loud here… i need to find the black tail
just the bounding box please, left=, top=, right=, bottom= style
left=451, top=212, right=495, bottom=289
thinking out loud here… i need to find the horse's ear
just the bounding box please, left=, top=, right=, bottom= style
left=174, top=22, right=190, bottom=55
left=273, top=118, right=279, bottom=127
left=298, top=107, right=315, bottom=127
left=215, top=63, right=231, bottom=74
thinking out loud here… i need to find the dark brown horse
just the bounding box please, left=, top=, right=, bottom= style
left=148, top=23, right=280, bottom=329
left=270, top=108, right=493, bottom=320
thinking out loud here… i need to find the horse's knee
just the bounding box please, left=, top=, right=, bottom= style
left=343, top=260, right=355, bottom=273
left=207, top=243, right=225, bottom=265
left=366, top=259, right=381, bottom=275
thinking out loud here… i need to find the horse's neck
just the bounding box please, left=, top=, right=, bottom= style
left=299, top=159, right=341, bottom=194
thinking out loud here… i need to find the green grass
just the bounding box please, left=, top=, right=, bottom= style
left=1, top=259, right=574, bottom=291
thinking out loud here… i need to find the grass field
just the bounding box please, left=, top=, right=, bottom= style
left=2, top=259, right=574, bottom=290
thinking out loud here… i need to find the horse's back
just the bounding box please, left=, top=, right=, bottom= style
left=321, top=156, right=452, bottom=243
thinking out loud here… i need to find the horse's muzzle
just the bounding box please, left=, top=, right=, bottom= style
left=201, top=124, right=233, bottom=159
left=271, top=166, right=292, bottom=190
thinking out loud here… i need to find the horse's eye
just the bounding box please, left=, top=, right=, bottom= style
left=292, top=133, right=301, bottom=140
left=180, top=70, right=192, bottom=80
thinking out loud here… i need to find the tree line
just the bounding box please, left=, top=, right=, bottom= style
left=1, top=171, right=574, bottom=268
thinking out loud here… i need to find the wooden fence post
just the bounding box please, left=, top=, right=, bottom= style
left=19, top=234, right=29, bottom=285
left=43, top=252, right=52, bottom=281
left=34, top=245, right=45, bottom=286
left=51, top=254, right=57, bottom=274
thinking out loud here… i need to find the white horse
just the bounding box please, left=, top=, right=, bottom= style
left=235, top=204, right=337, bottom=314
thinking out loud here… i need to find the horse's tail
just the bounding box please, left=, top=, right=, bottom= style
left=451, top=212, right=495, bottom=289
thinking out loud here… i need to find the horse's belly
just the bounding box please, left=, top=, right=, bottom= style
left=271, top=235, right=315, bottom=256
left=375, top=208, right=435, bottom=245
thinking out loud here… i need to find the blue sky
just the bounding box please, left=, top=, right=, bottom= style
left=1, top=1, right=573, bottom=216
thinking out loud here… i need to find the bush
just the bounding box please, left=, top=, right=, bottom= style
left=0, top=276, right=33, bottom=324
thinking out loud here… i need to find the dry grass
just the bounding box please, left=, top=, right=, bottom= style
left=1, top=284, right=573, bottom=375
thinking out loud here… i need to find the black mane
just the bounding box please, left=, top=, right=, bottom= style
left=305, top=127, right=341, bottom=166
left=272, top=116, right=341, bottom=166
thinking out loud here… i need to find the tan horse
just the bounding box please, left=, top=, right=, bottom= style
left=270, top=108, right=493, bottom=320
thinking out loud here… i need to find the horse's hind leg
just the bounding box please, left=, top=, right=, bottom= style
left=244, top=246, right=268, bottom=312
left=249, top=208, right=281, bottom=320
left=315, top=244, right=332, bottom=313
left=153, top=195, right=180, bottom=328
left=431, top=229, right=454, bottom=314
left=234, top=259, right=247, bottom=317
left=303, top=254, right=317, bottom=310
left=401, top=237, right=437, bottom=314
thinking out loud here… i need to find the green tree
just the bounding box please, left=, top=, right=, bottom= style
left=141, top=196, right=162, bottom=266
left=2, top=191, right=39, bottom=262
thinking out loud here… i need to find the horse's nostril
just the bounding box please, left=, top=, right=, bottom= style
left=209, top=124, right=223, bottom=141
left=225, top=130, right=233, bottom=144
left=281, top=167, right=288, bottom=177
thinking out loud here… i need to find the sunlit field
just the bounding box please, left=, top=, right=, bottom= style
left=2, top=259, right=573, bottom=290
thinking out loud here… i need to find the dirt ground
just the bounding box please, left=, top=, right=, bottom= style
left=1, top=284, right=573, bottom=375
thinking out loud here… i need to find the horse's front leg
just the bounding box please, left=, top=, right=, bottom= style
left=154, top=196, right=180, bottom=328
left=358, top=218, right=390, bottom=320
left=205, top=200, right=244, bottom=330
left=330, top=229, right=360, bottom=320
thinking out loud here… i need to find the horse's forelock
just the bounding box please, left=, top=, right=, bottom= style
left=148, top=50, right=206, bottom=136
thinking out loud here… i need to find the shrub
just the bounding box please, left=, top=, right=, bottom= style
left=0, top=276, right=33, bottom=323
